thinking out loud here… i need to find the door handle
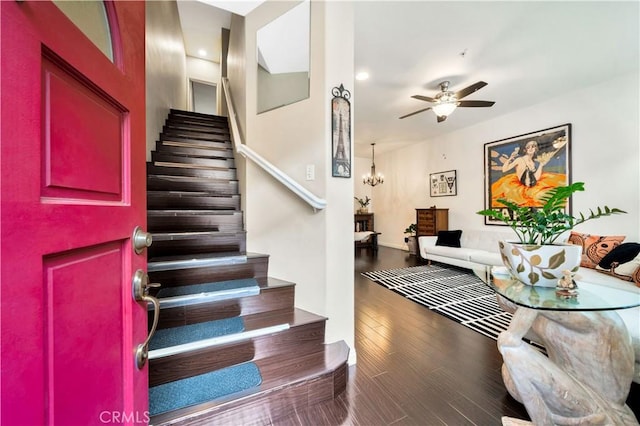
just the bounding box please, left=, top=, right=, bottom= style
left=132, top=269, right=161, bottom=369
left=132, top=226, right=153, bottom=254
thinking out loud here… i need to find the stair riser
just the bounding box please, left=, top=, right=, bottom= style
left=147, top=176, right=238, bottom=194
left=165, top=121, right=230, bottom=134
left=147, top=195, right=240, bottom=210
left=159, top=136, right=231, bottom=150
left=155, top=143, right=234, bottom=159
left=147, top=164, right=237, bottom=180
left=152, top=152, right=234, bottom=168
left=148, top=256, right=269, bottom=287
left=149, top=341, right=255, bottom=388
left=148, top=235, right=246, bottom=258
left=164, top=124, right=230, bottom=136
left=169, top=110, right=227, bottom=123
left=154, top=285, right=294, bottom=329
left=162, top=130, right=230, bottom=143
left=154, top=300, right=242, bottom=330
left=148, top=214, right=243, bottom=232
left=148, top=320, right=326, bottom=387
left=167, top=115, right=227, bottom=125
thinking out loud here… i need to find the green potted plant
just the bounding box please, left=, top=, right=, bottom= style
left=476, top=182, right=626, bottom=286
left=404, top=223, right=418, bottom=255
left=354, top=196, right=371, bottom=214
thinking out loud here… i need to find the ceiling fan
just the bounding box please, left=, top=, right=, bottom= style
left=399, top=81, right=495, bottom=123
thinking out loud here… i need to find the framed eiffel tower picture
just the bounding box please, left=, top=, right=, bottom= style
left=331, top=84, right=351, bottom=178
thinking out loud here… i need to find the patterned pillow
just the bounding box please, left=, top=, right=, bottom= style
left=596, top=252, right=640, bottom=282
left=598, top=243, right=640, bottom=269
left=634, top=265, right=640, bottom=287
left=568, top=231, right=625, bottom=269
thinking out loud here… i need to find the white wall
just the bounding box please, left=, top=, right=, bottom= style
left=145, top=1, right=188, bottom=160
left=353, top=155, right=373, bottom=212
left=239, top=1, right=355, bottom=362
left=374, top=72, right=640, bottom=249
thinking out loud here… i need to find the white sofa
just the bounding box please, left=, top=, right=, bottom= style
left=418, top=229, right=640, bottom=383
left=418, top=229, right=515, bottom=270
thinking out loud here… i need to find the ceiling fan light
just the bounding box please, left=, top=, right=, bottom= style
left=432, top=101, right=457, bottom=117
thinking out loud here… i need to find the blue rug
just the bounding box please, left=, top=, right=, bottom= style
left=156, top=278, right=259, bottom=298
left=149, top=362, right=262, bottom=416
left=149, top=317, right=244, bottom=350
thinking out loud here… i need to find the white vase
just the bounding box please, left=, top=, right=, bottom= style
left=499, top=241, right=582, bottom=287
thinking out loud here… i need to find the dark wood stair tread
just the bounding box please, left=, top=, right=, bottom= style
left=147, top=163, right=237, bottom=179
left=150, top=230, right=244, bottom=241
left=169, top=108, right=227, bottom=120
left=155, top=144, right=234, bottom=159
left=148, top=251, right=265, bottom=268
left=147, top=175, right=237, bottom=190
left=159, top=135, right=231, bottom=148
left=156, top=139, right=232, bottom=151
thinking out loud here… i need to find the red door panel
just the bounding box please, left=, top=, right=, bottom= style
left=1, top=1, right=147, bottom=424
left=43, top=55, right=125, bottom=199
left=44, top=243, right=124, bottom=425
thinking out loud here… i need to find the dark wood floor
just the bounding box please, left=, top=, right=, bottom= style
left=257, top=246, right=639, bottom=425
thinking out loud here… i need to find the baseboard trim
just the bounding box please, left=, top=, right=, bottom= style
left=378, top=242, right=407, bottom=251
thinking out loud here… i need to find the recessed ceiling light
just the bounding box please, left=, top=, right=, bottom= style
left=355, top=72, right=369, bottom=81
left=198, top=49, right=207, bottom=57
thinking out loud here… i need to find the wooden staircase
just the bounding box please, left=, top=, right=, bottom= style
left=146, top=109, right=348, bottom=425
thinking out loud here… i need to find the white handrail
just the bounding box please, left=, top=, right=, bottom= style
left=221, top=77, right=327, bottom=211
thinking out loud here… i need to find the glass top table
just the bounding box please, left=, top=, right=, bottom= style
left=474, top=266, right=640, bottom=311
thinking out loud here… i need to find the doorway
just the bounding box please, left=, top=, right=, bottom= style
left=191, top=80, right=217, bottom=115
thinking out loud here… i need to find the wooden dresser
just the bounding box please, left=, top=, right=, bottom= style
left=354, top=213, right=374, bottom=232
left=416, top=208, right=449, bottom=237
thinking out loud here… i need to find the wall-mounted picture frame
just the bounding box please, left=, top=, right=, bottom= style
left=331, top=84, right=351, bottom=178
left=483, top=123, right=572, bottom=225
left=429, top=170, right=457, bottom=197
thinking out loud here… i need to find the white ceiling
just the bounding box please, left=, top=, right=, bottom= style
left=179, top=1, right=639, bottom=158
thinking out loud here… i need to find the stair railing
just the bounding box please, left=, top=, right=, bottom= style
left=221, top=77, right=327, bottom=212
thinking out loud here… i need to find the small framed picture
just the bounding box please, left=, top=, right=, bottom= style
left=430, top=170, right=457, bottom=197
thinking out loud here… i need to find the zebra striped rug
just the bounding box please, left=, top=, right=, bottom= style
left=362, top=263, right=513, bottom=341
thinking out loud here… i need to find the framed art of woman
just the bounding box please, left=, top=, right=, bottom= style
left=484, top=124, right=571, bottom=224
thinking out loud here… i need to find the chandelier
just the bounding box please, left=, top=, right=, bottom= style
left=363, top=143, right=384, bottom=186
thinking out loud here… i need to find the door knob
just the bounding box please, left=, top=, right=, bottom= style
left=132, top=226, right=153, bottom=254
left=132, top=269, right=161, bottom=369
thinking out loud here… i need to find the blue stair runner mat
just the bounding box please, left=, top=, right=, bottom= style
left=156, top=278, right=259, bottom=298
left=149, top=362, right=262, bottom=416
left=149, top=317, right=244, bottom=351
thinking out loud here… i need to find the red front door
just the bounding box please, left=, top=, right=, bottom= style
left=1, top=1, right=147, bottom=424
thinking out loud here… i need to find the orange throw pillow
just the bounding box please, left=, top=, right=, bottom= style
left=568, top=232, right=625, bottom=269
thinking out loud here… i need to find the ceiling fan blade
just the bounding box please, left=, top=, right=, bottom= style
left=411, top=94, right=437, bottom=103
left=457, top=100, right=495, bottom=108
left=455, top=81, right=488, bottom=100
left=399, top=107, right=432, bottom=119
left=437, top=115, right=447, bottom=123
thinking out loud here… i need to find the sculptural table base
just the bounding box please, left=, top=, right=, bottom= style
left=497, top=304, right=638, bottom=425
